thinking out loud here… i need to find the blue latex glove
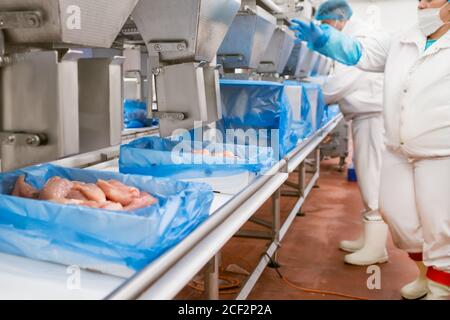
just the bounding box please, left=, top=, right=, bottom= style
left=289, top=19, right=330, bottom=48
left=290, top=18, right=362, bottom=66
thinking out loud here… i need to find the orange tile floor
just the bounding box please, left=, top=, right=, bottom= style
left=176, top=158, right=419, bottom=300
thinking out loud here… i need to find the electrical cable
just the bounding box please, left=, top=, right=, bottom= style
left=264, top=253, right=369, bottom=301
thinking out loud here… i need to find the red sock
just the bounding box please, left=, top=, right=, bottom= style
left=427, top=267, right=450, bottom=286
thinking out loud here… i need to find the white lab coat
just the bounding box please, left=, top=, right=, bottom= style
left=321, top=19, right=385, bottom=213
left=356, top=27, right=450, bottom=273
left=357, top=26, right=450, bottom=159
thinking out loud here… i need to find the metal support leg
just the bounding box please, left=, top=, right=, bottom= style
left=204, top=254, right=220, bottom=300
left=297, top=162, right=306, bottom=217
left=269, top=189, right=281, bottom=266
left=314, top=148, right=321, bottom=189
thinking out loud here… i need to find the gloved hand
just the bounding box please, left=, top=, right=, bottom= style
left=289, top=19, right=329, bottom=48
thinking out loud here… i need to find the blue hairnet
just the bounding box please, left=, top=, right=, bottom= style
left=315, top=0, right=353, bottom=21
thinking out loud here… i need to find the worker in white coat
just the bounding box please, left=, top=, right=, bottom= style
left=314, top=2, right=388, bottom=267
left=291, top=0, right=450, bottom=299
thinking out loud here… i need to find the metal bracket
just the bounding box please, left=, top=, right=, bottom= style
left=240, top=5, right=257, bottom=16
left=152, top=111, right=185, bottom=121
left=0, top=30, right=7, bottom=67
left=259, top=61, right=275, bottom=66
left=217, top=54, right=244, bottom=63
left=0, top=11, right=43, bottom=29
left=0, top=30, right=4, bottom=56
left=0, top=132, right=48, bottom=147
left=148, top=41, right=187, bottom=55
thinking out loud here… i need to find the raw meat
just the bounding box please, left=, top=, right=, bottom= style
left=101, top=201, right=124, bottom=211
left=192, top=149, right=210, bottom=156
left=12, top=176, right=39, bottom=199
left=51, top=198, right=85, bottom=206
left=67, top=189, right=88, bottom=201
left=39, top=177, right=73, bottom=200
left=124, top=192, right=158, bottom=211
left=212, top=151, right=238, bottom=159
left=12, top=175, right=156, bottom=212
left=109, top=180, right=140, bottom=198
left=96, top=179, right=140, bottom=206
left=73, top=182, right=107, bottom=203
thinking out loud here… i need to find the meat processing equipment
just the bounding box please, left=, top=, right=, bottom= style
left=131, top=0, right=241, bottom=137
left=218, top=0, right=277, bottom=79
left=310, top=54, right=333, bottom=77
left=256, top=24, right=295, bottom=80
left=283, top=41, right=321, bottom=79
left=0, top=0, right=138, bottom=171
left=77, top=49, right=125, bottom=154
left=123, top=46, right=147, bottom=102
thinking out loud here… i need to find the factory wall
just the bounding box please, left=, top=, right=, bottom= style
left=348, top=0, right=418, bottom=33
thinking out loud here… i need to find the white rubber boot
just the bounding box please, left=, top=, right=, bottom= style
left=339, top=210, right=379, bottom=253
left=344, top=219, right=389, bottom=266
left=424, top=280, right=450, bottom=300
left=401, top=261, right=429, bottom=300
left=339, top=233, right=364, bottom=253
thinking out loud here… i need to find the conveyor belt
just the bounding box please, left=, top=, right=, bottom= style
left=0, top=114, right=343, bottom=300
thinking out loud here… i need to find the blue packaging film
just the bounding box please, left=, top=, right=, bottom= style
left=0, top=164, right=213, bottom=276
left=124, top=99, right=158, bottom=129
left=299, top=82, right=327, bottom=130
left=218, top=79, right=313, bottom=159
left=325, top=104, right=341, bottom=123
left=119, top=136, right=275, bottom=179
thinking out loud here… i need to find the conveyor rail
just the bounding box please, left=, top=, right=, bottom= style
left=0, top=115, right=343, bottom=300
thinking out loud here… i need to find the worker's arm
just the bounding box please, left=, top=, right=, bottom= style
left=321, top=65, right=364, bottom=105
left=291, top=21, right=391, bottom=73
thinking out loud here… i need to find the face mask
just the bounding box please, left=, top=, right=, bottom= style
left=418, top=2, right=450, bottom=36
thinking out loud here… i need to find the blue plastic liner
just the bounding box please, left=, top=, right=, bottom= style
left=120, top=136, right=274, bottom=179
left=219, top=80, right=311, bottom=159
left=284, top=80, right=314, bottom=137
left=124, top=99, right=158, bottom=129
left=0, top=164, right=213, bottom=273
left=299, top=82, right=327, bottom=131
left=324, top=104, right=341, bottom=123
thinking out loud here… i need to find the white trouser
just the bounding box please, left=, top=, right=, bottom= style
left=351, top=114, right=384, bottom=213
left=379, top=148, right=450, bottom=272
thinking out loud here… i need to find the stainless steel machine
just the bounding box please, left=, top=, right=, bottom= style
left=218, top=0, right=277, bottom=78
left=283, top=41, right=325, bottom=79
left=0, top=0, right=138, bottom=171
left=257, top=23, right=295, bottom=80
left=131, top=0, right=241, bottom=137
left=78, top=51, right=125, bottom=154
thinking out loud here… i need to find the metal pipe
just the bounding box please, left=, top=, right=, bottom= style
left=235, top=230, right=273, bottom=240
left=237, top=169, right=318, bottom=300
left=106, top=162, right=285, bottom=300
left=0, top=31, right=6, bottom=66
left=0, top=31, right=5, bottom=57
left=285, top=114, right=343, bottom=172
left=137, top=172, right=289, bottom=300
left=259, top=0, right=283, bottom=13
left=204, top=255, right=220, bottom=300
left=107, top=114, right=343, bottom=300
left=280, top=171, right=319, bottom=239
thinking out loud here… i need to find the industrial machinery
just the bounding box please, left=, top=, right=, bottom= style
left=0, top=0, right=138, bottom=171
left=131, top=0, right=241, bottom=137
left=78, top=50, right=125, bottom=154
left=0, top=0, right=348, bottom=301
left=218, top=0, right=277, bottom=79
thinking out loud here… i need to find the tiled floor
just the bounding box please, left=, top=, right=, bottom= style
left=177, top=159, right=419, bottom=300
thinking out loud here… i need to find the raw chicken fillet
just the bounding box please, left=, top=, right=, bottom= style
left=11, top=175, right=157, bottom=212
